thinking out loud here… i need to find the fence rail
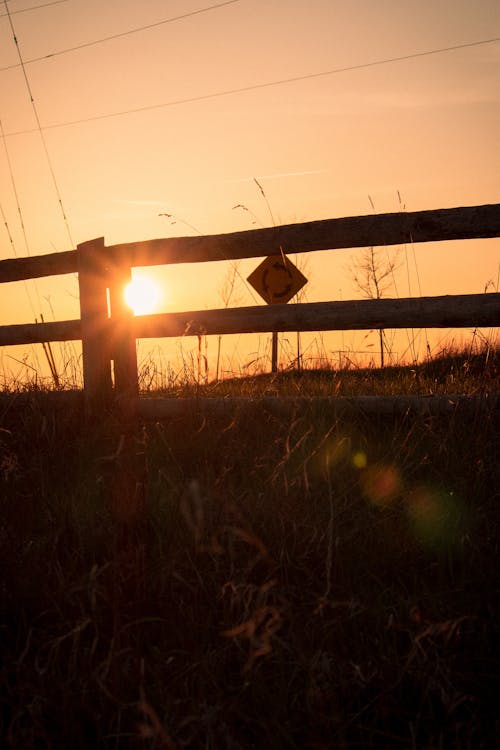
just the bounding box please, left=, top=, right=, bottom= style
left=1, top=390, right=497, bottom=419
left=1, top=203, right=500, bottom=284
left=1, top=203, right=499, bottom=414
left=1, top=293, right=498, bottom=348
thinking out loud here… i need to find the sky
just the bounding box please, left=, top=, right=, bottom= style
left=0, top=0, right=499, bottom=382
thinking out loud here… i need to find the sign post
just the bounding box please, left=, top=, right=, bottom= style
left=247, top=254, right=307, bottom=372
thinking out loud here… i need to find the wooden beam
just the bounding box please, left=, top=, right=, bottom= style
left=271, top=331, right=278, bottom=372
left=1, top=293, right=498, bottom=348
left=0, top=250, right=76, bottom=283
left=107, top=262, right=143, bottom=523
left=108, top=262, right=138, bottom=413
left=133, top=293, right=500, bottom=339
left=0, top=319, right=80, bottom=346
left=110, top=203, right=500, bottom=268
left=77, top=238, right=112, bottom=414
left=1, top=391, right=496, bottom=419
left=138, top=394, right=499, bottom=420
left=1, top=204, right=499, bottom=283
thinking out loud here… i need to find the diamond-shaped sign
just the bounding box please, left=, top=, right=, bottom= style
left=247, top=254, right=307, bottom=305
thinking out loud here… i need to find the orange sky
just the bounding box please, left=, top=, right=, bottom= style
left=0, top=0, right=499, bottom=381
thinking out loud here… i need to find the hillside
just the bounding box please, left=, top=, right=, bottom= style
left=0, top=349, right=499, bottom=748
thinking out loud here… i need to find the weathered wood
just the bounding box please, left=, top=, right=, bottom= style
left=1, top=390, right=496, bottom=419
left=0, top=319, right=81, bottom=346
left=271, top=331, right=279, bottom=373
left=108, top=263, right=138, bottom=412
left=0, top=250, right=77, bottom=283
left=108, top=264, right=143, bottom=524
left=107, top=263, right=143, bottom=523
left=77, top=238, right=112, bottom=414
left=133, top=293, right=500, bottom=339
left=1, top=293, right=498, bottom=347
left=138, top=393, right=499, bottom=420
left=110, top=203, right=500, bottom=268
left=1, top=204, right=499, bottom=283
left=0, top=389, right=82, bottom=414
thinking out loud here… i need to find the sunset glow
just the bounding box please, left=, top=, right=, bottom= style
left=0, top=0, right=498, bottom=377
left=124, top=275, right=162, bottom=316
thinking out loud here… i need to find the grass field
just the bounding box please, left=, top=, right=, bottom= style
left=0, top=347, right=499, bottom=748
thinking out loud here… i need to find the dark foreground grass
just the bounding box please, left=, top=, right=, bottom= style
left=0, top=352, right=499, bottom=748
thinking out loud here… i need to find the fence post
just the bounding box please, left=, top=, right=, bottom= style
left=271, top=331, right=278, bottom=373
left=77, top=237, right=112, bottom=415
left=108, top=263, right=144, bottom=523
left=108, top=263, right=139, bottom=418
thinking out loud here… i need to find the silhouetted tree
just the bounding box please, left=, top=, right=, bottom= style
left=350, top=247, right=401, bottom=367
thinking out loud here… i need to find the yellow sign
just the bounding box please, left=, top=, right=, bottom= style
left=247, top=255, right=308, bottom=305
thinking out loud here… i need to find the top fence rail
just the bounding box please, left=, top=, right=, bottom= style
left=1, top=203, right=500, bottom=284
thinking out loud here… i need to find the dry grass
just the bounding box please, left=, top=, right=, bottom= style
left=0, top=347, right=498, bottom=748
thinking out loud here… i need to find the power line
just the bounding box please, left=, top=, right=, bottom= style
left=0, top=0, right=69, bottom=20
left=0, top=118, right=34, bottom=258
left=0, top=201, right=40, bottom=320
left=0, top=0, right=244, bottom=72
left=3, top=0, right=74, bottom=248
left=3, top=36, right=499, bottom=138
left=157, top=211, right=260, bottom=304
left=1, top=118, right=42, bottom=320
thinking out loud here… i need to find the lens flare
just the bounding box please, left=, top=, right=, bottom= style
left=324, top=437, right=351, bottom=469
left=352, top=451, right=367, bottom=469
left=361, top=463, right=402, bottom=506
left=406, top=485, right=466, bottom=551
left=124, top=275, right=162, bottom=315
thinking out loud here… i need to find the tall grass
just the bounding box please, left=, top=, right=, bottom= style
left=0, top=347, right=498, bottom=748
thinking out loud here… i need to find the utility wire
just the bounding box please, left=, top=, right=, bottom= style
left=0, top=0, right=243, bottom=72
left=0, top=131, right=40, bottom=321
left=3, top=36, right=499, bottom=138
left=0, top=0, right=69, bottom=20
left=0, top=117, right=34, bottom=260
left=3, top=0, right=74, bottom=248
left=1, top=189, right=57, bottom=378
left=0, top=198, right=37, bottom=315
left=158, top=211, right=260, bottom=304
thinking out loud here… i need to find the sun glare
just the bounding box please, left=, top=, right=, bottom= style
left=124, top=274, right=162, bottom=316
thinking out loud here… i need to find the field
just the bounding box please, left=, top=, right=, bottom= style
left=0, top=348, right=499, bottom=749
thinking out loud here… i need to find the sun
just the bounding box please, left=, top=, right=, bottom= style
left=124, top=274, right=162, bottom=315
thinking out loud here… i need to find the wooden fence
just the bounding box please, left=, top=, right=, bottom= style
left=1, top=203, right=499, bottom=417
